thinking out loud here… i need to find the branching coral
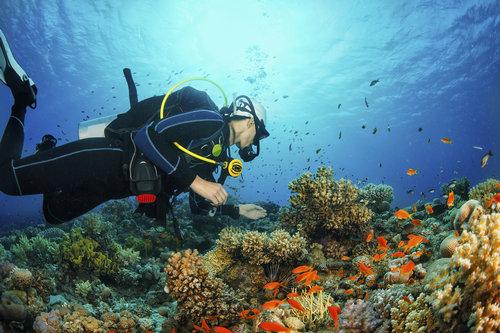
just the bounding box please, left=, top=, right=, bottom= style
left=390, top=293, right=438, bottom=333
left=359, top=183, right=394, bottom=214
left=288, top=290, right=335, bottom=330
left=279, top=166, right=373, bottom=239
left=215, top=228, right=307, bottom=266
left=11, top=234, right=57, bottom=267
left=427, top=211, right=500, bottom=332
left=164, top=249, right=242, bottom=326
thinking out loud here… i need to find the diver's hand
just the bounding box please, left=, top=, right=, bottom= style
left=239, top=204, right=267, bottom=220
left=189, top=175, right=228, bottom=206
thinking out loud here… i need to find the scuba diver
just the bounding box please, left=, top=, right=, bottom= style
left=0, top=29, right=269, bottom=234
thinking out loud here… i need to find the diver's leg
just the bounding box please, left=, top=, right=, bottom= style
left=42, top=180, right=128, bottom=225
left=0, top=103, right=27, bottom=166
left=0, top=137, right=128, bottom=196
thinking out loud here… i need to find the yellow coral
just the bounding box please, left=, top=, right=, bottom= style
left=289, top=289, right=334, bottom=330
left=203, top=246, right=233, bottom=276
left=428, top=212, right=500, bottom=332
left=390, top=293, right=438, bottom=333
left=165, top=249, right=241, bottom=326
left=280, top=167, right=373, bottom=238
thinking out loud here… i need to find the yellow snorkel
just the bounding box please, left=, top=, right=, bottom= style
left=160, top=77, right=243, bottom=178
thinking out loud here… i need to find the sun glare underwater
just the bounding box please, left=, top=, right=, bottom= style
left=0, top=1, right=499, bottom=332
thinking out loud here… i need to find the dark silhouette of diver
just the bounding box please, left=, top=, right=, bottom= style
left=0, top=30, right=268, bottom=232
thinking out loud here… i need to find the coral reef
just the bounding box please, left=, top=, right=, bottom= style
left=339, top=299, right=386, bottom=333
left=164, top=249, right=242, bottom=326
left=468, top=178, right=499, bottom=208
left=427, top=211, right=499, bottom=332
left=215, top=228, right=307, bottom=265
left=280, top=167, right=373, bottom=238
left=359, top=183, right=394, bottom=214
left=441, top=177, right=470, bottom=200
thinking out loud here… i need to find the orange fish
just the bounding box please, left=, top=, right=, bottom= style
left=357, top=262, right=374, bottom=275
left=262, top=299, right=284, bottom=310
left=304, top=270, right=320, bottom=286
left=263, top=282, right=282, bottom=290
left=170, top=329, right=176, bottom=333
left=391, top=251, right=406, bottom=258
left=336, top=268, right=345, bottom=278
left=406, top=234, right=427, bottom=250
left=287, top=298, right=305, bottom=312
left=341, top=255, right=351, bottom=261
left=441, top=137, right=452, bottom=144
left=291, top=265, right=313, bottom=274
left=496, top=183, right=500, bottom=189
left=402, top=295, right=412, bottom=304
left=485, top=193, right=500, bottom=208
left=394, top=209, right=412, bottom=220
left=377, top=236, right=388, bottom=251
left=201, top=319, right=211, bottom=333
left=295, top=271, right=311, bottom=283
left=411, top=219, right=422, bottom=226
left=398, top=241, right=405, bottom=248
left=258, top=322, right=290, bottom=332
left=406, top=168, right=418, bottom=176
left=425, top=204, right=434, bottom=215
left=447, top=191, right=455, bottom=208
left=390, top=266, right=399, bottom=272
left=412, top=203, right=417, bottom=213
left=400, top=260, right=415, bottom=274
left=239, top=308, right=260, bottom=320
left=347, top=274, right=359, bottom=281
left=213, top=327, right=232, bottom=333
left=344, top=289, right=354, bottom=295
left=327, top=305, right=341, bottom=332
left=366, top=230, right=374, bottom=242
left=308, top=286, right=323, bottom=294
left=287, top=292, right=300, bottom=298
left=373, top=252, right=387, bottom=262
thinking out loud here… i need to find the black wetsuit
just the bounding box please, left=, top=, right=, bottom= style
left=0, top=86, right=239, bottom=224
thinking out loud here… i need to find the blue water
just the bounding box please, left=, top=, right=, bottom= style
left=0, top=0, right=498, bottom=226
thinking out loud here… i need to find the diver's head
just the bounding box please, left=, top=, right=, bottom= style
left=226, top=96, right=269, bottom=161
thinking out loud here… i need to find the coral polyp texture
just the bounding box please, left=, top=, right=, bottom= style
left=164, top=249, right=242, bottom=327
left=428, top=211, right=500, bottom=332
left=279, top=166, right=374, bottom=238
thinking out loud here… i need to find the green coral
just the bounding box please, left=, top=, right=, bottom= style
left=280, top=166, right=373, bottom=238
left=11, top=234, right=57, bottom=267
left=75, top=280, right=93, bottom=298
left=58, top=228, right=119, bottom=276
left=359, top=183, right=394, bottom=213
left=0, top=243, right=5, bottom=261
left=468, top=178, right=499, bottom=206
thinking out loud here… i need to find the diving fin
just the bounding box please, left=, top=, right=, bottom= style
left=0, top=29, right=37, bottom=108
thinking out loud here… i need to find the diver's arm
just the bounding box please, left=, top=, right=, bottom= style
left=132, top=109, right=224, bottom=190
left=188, top=169, right=240, bottom=219
left=189, top=190, right=240, bottom=219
